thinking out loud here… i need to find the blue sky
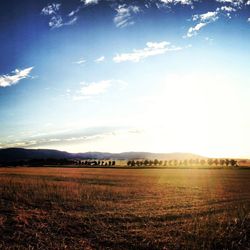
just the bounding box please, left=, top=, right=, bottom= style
left=0, top=0, right=250, bottom=157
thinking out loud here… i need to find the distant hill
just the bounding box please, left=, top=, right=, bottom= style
left=0, top=148, right=205, bottom=162
left=0, top=148, right=71, bottom=162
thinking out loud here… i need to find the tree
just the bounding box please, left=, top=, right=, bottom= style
left=225, top=159, right=230, bottom=167
left=213, top=159, right=219, bottom=167
left=200, top=159, right=205, bottom=166
left=207, top=159, right=213, bottom=167
left=154, top=159, right=159, bottom=166
left=230, top=159, right=238, bottom=167
left=219, top=159, right=225, bottom=167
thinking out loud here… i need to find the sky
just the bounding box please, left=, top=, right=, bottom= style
left=0, top=0, right=250, bottom=158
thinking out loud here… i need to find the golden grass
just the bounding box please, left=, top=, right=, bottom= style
left=0, top=168, right=249, bottom=249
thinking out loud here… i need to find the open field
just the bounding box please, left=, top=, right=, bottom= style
left=0, top=168, right=249, bottom=249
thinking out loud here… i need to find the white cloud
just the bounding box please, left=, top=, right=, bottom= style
left=247, top=0, right=250, bottom=5
left=156, top=0, right=195, bottom=9
left=216, top=0, right=244, bottom=7
left=41, top=3, right=78, bottom=29
left=114, top=4, right=140, bottom=28
left=0, top=67, right=34, bottom=88
left=48, top=16, right=78, bottom=29
left=220, top=6, right=236, bottom=12
left=186, top=22, right=207, bottom=37
left=95, top=56, right=105, bottom=63
left=159, top=0, right=194, bottom=5
left=80, top=81, right=111, bottom=96
left=187, top=11, right=220, bottom=37
left=73, top=79, right=127, bottom=100
left=68, top=7, right=81, bottom=17
left=113, top=41, right=182, bottom=63
left=248, top=17, right=250, bottom=22
left=48, top=15, right=63, bottom=28
left=73, top=80, right=112, bottom=100
left=65, top=16, right=78, bottom=26
left=186, top=0, right=245, bottom=38
left=41, top=3, right=61, bottom=16
left=73, top=58, right=86, bottom=64
left=82, top=0, right=99, bottom=5
left=199, top=11, right=219, bottom=22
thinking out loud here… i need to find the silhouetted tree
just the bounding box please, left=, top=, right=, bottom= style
left=173, top=160, right=178, bottom=167
left=154, top=159, right=159, bottom=166
left=230, top=159, right=237, bottom=167
left=219, top=159, right=225, bottom=167
left=225, top=159, right=230, bottom=167
left=213, top=159, right=219, bottom=166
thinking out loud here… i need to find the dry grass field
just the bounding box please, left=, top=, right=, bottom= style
left=0, top=167, right=249, bottom=250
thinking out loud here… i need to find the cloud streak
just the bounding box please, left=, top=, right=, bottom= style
left=113, top=41, right=182, bottom=63
left=187, top=11, right=219, bottom=37
left=114, top=4, right=140, bottom=28
left=73, top=58, right=86, bottom=64
left=95, top=56, right=105, bottom=63
left=0, top=67, right=34, bottom=87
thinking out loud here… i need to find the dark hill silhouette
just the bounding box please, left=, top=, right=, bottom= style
left=0, top=148, right=204, bottom=162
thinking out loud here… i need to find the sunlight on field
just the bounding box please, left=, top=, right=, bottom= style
left=0, top=168, right=249, bottom=249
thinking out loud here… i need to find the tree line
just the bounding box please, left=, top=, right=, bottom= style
left=77, top=160, right=116, bottom=166
left=127, top=158, right=238, bottom=167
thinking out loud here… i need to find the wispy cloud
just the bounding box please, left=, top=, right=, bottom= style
left=73, top=80, right=112, bottom=100
left=0, top=67, right=34, bottom=87
left=41, top=3, right=78, bottom=29
left=216, top=0, right=244, bottom=7
left=1, top=126, right=138, bottom=149
left=73, top=79, right=127, bottom=100
left=113, top=41, right=182, bottom=63
left=68, top=6, right=81, bottom=17
left=73, top=58, right=86, bottom=64
left=41, top=3, right=61, bottom=15
left=95, top=56, right=105, bottom=63
left=114, top=4, right=140, bottom=28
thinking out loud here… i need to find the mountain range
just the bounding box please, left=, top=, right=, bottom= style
left=0, top=148, right=204, bottom=162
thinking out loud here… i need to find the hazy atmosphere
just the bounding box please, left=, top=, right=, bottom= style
left=1, top=0, right=250, bottom=158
